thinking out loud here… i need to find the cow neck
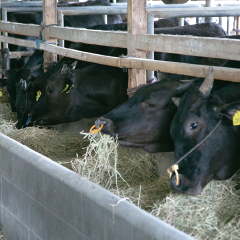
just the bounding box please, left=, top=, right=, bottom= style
left=167, top=120, right=222, bottom=186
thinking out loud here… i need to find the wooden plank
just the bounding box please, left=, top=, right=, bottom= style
left=149, top=6, right=240, bottom=18
left=49, top=26, right=127, bottom=48
left=0, top=21, right=40, bottom=37
left=1, top=35, right=240, bottom=82
left=127, top=0, right=147, bottom=89
left=0, top=21, right=127, bottom=48
left=0, top=36, right=36, bottom=49
left=10, top=51, right=34, bottom=59
left=136, top=34, right=240, bottom=61
left=42, top=0, right=57, bottom=64
left=2, top=20, right=240, bottom=62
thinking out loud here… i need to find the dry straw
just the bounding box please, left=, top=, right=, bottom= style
left=72, top=131, right=240, bottom=240
left=0, top=94, right=88, bottom=158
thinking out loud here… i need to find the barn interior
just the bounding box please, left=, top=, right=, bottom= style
left=0, top=0, right=240, bottom=240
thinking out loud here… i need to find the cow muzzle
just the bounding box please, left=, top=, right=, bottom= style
left=95, top=119, right=108, bottom=129
left=170, top=174, right=202, bottom=196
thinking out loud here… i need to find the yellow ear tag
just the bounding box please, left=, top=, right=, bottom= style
left=0, top=91, right=3, bottom=97
left=36, top=90, right=41, bottom=101
left=233, top=110, right=240, bottom=126
left=61, top=84, right=69, bottom=93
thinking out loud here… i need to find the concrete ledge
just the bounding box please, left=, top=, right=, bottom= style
left=0, top=132, right=194, bottom=240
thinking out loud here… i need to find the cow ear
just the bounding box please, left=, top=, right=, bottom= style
left=61, top=61, right=77, bottom=75
left=172, top=97, right=181, bottom=107
left=61, top=64, right=69, bottom=75
left=219, top=102, right=240, bottom=120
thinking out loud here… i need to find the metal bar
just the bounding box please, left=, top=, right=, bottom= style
left=4, top=5, right=240, bottom=18
left=205, top=0, right=214, bottom=23
left=237, top=16, right=240, bottom=35
left=102, top=14, right=108, bottom=24
left=219, top=16, right=223, bottom=26
left=57, top=10, right=64, bottom=48
left=147, top=13, right=154, bottom=81
left=196, top=17, right=201, bottom=24
left=234, top=16, right=238, bottom=35
left=178, top=18, right=184, bottom=26
left=227, top=17, right=231, bottom=35
left=149, top=7, right=240, bottom=18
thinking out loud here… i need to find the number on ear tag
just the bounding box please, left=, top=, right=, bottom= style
left=233, top=110, right=240, bottom=126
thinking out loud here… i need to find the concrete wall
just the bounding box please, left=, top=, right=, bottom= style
left=0, top=133, right=195, bottom=240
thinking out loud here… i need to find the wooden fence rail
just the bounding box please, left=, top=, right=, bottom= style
left=1, top=21, right=240, bottom=61
left=0, top=35, right=240, bottom=82
left=1, top=0, right=240, bottom=87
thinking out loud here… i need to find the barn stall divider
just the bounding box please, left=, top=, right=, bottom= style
left=1, top=0, right=240, bottom=239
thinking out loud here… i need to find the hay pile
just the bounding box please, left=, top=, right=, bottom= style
left=72, top=132, right=240, bottom=239
left=0, top=99, right=88, bottom=158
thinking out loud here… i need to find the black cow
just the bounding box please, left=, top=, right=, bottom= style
left=95, top=76, right=193, bottom=153
left=26, top=61, right=128, bottom=126
left=0, top=49, right=44, bottom=115
left=170, top=68, right=240, bottom=196
left=16, top=22, right=227, bottom=128
left=95, top=56, right=240, bottom=154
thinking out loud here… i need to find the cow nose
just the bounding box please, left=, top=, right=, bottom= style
left=171, top=175, right=182, bottom=188
left=95, top=119, right=108, bottom=129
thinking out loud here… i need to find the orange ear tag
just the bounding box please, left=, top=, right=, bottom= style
left=233, top=110, right=240, bottom=126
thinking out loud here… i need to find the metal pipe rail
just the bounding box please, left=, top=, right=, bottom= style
left=1, top=1, right=240, bottom=8
left=3, top=5, right=240, bottom=17
left=149, top=6, right=240, bottom=18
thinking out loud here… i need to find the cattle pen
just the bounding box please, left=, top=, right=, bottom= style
left=0, top=0, right=240, bottom=240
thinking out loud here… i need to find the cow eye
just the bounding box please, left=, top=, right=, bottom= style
left=190, top=123, right=198, bottom=130
left=47, top=87, right=53, bottom=93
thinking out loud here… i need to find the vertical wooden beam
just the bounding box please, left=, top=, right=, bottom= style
left=42, top=0, right=57, bottom=65
left=127, top=0, right=147, bottom=89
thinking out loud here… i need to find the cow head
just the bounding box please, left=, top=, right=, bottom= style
left=96, top=76, right=193, bottom=153
left=170, top=68, right=240, bottom=195
left=29, top=61, right=77, bottom=126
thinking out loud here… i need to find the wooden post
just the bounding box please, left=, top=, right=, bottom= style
left=127, top=0, right=147, bottom=90
left=42, top=0, right=57, bottom=65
